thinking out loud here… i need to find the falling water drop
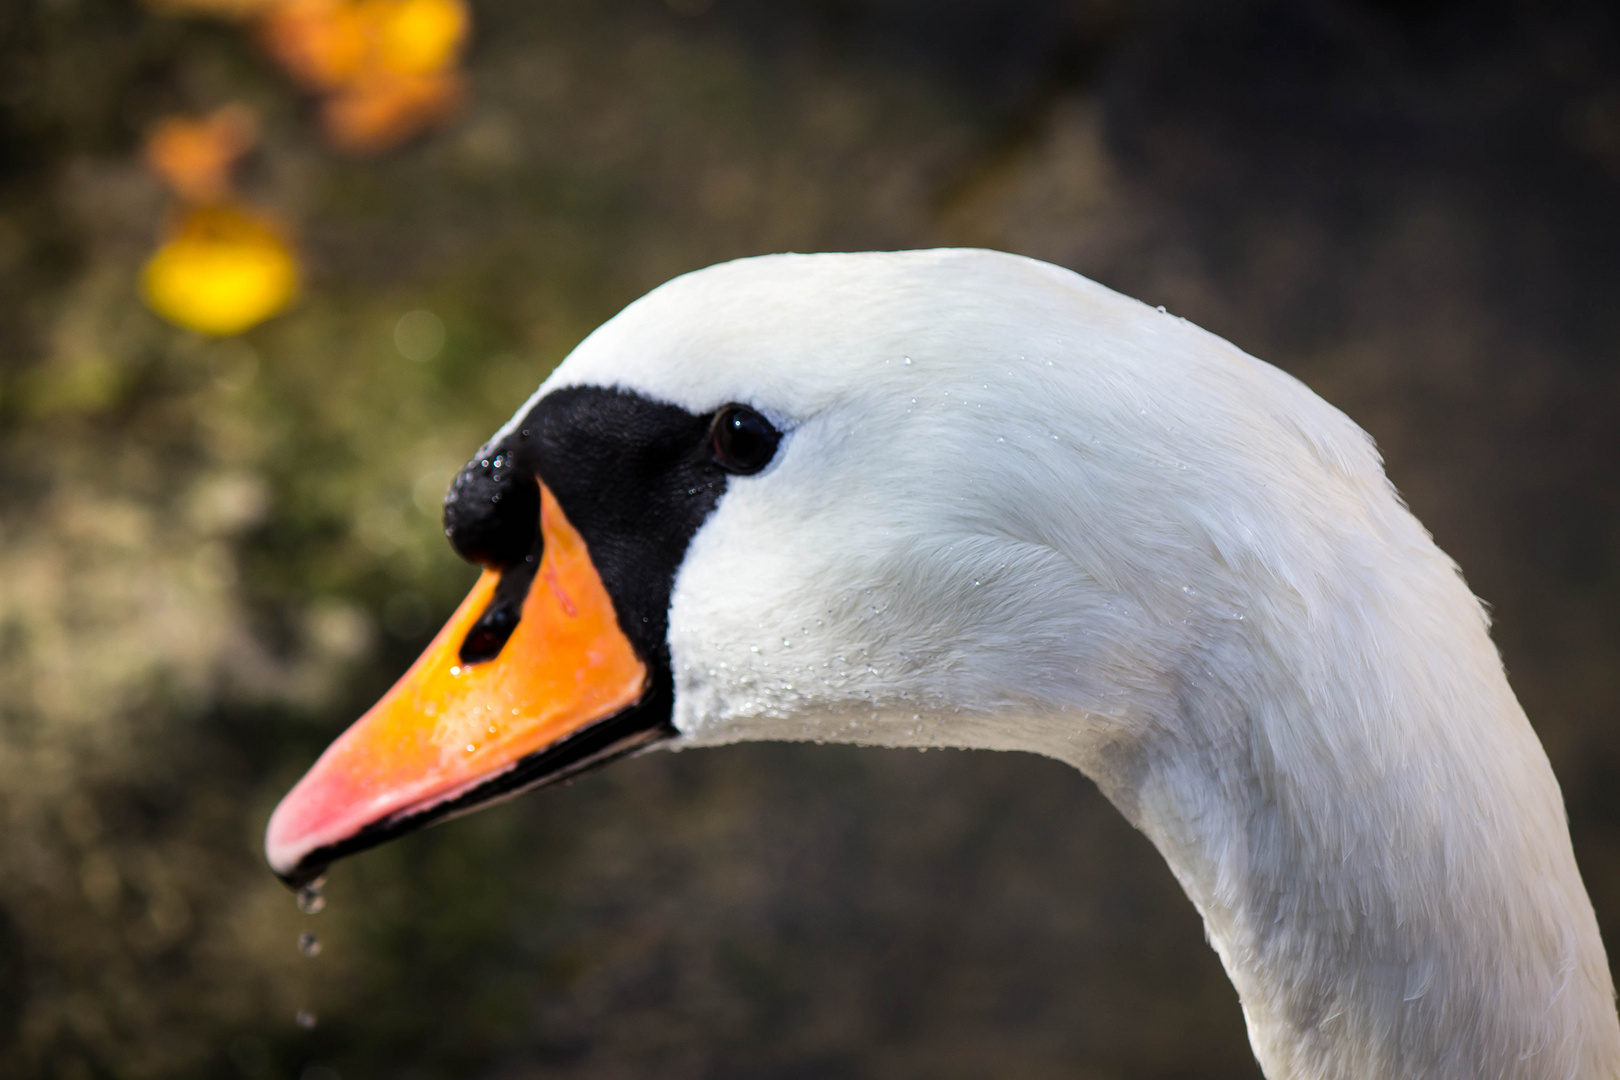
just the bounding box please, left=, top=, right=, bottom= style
left=298, top=932, right=322, bottom=958
left=296, top=1009, right=318, bottom=1030
left=296, top=878, right=326, bottom=915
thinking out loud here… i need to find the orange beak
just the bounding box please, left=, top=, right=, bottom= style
left=265, top=484, right=654, bottom=884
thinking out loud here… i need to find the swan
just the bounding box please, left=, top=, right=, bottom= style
left=265, top=248, right=1620, bottom=1079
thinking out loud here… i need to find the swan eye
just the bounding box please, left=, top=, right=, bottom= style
left=709, top=404, right=780, bottom=475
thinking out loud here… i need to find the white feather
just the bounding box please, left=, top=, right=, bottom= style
left=524, top=249, right=1619, bottom=1079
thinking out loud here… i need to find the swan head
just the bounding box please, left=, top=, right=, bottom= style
left=265, top=247, right=1420, bottom=882
left=264, top=249, right=1620, bottom=1080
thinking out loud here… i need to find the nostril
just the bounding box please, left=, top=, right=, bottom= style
left=443, top=447, right=540, bottom=569
left=457, top=542, right=540, bottom=665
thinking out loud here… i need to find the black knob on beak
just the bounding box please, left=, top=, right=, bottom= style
left=443, top=442, right=543, bottom=665
left=444, top=447, right=540, bottom=570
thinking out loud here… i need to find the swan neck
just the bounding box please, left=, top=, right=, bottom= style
left=1086, top=616, right=1620, bottom=1080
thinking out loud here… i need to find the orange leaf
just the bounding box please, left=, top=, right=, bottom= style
left=260, top=0, right=373, bottom=92
left=144, top=105, right=259, bottom=203
left=321, top=68, right=464, bottom=153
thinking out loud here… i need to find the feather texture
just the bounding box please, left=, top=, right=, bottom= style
left=520, top=249, right=1619, bottom=1079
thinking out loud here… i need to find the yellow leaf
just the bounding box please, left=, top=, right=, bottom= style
left=141, top=206, right=300, bottom=336
left=375, top=0, right=468, bottom=76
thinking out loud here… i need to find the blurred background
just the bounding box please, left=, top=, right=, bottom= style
left=2, top=0, right=1619, bottom=1077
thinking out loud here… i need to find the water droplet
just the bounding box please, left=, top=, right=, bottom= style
left=465, top=744, right=476, bottom=753
left=298, top=932, right=322, bottom=958
left=1156, top=304, right=1167, bottom=313
left=903, top=356, right=913, bottom=365
left=749, top=645, right=760, bottom=653
left=296, top=1009, right=318, bottom=1030
left=449, top=665, right=461, bottom=676
left=296, top=879, right=325, bottom=915
left=1043, top=358, right=1053, bottom=367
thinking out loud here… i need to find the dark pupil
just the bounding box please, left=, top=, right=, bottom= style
left=711, top=406, right=779, bottom=474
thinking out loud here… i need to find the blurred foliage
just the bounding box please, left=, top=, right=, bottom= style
left=256, top=0, right=471, bottom=154
left=0, top=0, right=1617, bottom=1078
